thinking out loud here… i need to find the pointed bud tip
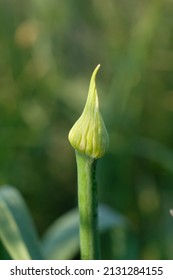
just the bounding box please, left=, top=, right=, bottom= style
left=92, top=64, right=101, bottom=78
left=96, top=64, right=101, bottom=70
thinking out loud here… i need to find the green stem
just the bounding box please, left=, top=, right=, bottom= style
left=75, top=151, right=100, bottom=260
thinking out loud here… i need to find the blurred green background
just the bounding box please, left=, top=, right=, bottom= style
left=1, top=0, right=173, bottom=259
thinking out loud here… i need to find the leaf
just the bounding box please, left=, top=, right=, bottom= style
left=42, top=204, right=127, bottom=260
left=0, top=185, right=44, bottom=260
left=0, top=239, right=11, bottom=260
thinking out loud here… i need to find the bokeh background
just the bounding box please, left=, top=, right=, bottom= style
left=1, top=0, right=173, bottom=259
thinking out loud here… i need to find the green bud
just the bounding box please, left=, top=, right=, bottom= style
left=68, top=64, right=109, bottom=159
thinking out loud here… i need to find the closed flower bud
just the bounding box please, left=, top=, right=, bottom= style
left=68, top=64, right=109, bottom=159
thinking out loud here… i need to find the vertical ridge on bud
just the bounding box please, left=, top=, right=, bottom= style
left=68, top=64, right=109, bottom=159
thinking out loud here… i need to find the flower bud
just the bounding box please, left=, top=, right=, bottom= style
left=68, top=64, right=109, bottom=159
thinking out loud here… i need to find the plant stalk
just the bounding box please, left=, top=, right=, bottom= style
left=76, top=151, right=100, bottom=260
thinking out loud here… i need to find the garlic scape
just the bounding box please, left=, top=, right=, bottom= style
left=68, top=65, right=109, bottom=259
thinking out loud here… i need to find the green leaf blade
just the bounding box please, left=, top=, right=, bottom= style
left=42, top=205, right=127, bottom=260
left=0, top=185, right=44, bottom=260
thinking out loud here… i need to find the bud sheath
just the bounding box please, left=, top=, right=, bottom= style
left=68, top=64, right=109, bottom=159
